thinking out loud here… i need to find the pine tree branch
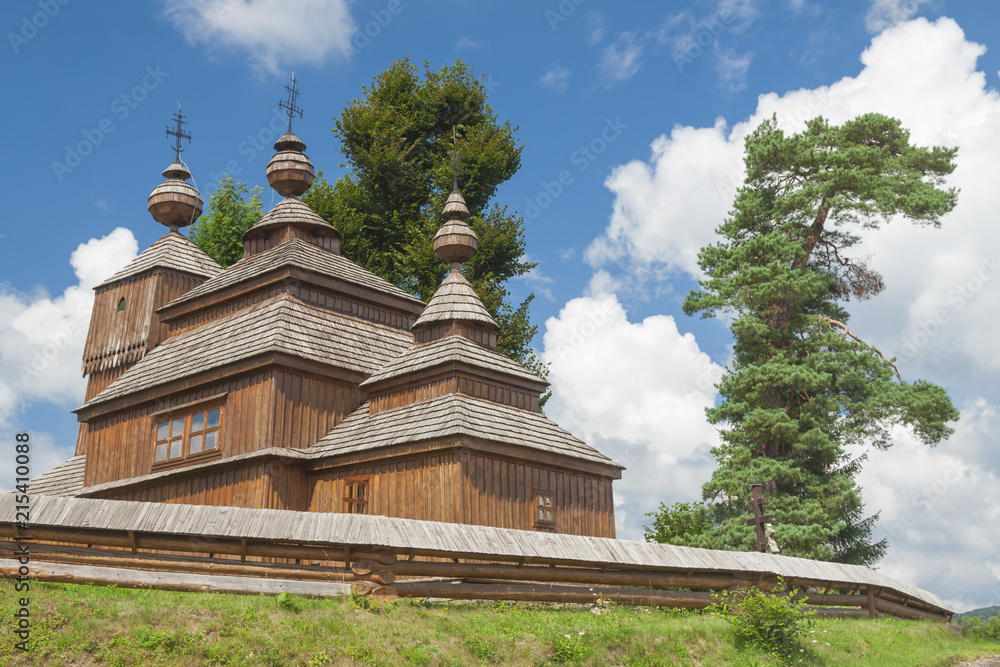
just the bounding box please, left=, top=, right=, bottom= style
left=814, top=316, right=902, bottom=381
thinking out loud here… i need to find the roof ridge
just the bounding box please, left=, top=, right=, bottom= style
left=96, top=231, right=222, bottom=289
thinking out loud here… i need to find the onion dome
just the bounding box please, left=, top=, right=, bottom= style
left=266, top=131, right=315, bottom=197
left=148, top=158, right=203, bottom=231
left=433, top=190, right=478, bottom=267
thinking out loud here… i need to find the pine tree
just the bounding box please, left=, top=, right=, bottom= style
left=671, top=113, right=960, bottom=564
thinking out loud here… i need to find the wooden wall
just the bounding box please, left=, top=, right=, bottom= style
left=414, top=321, right=497, bottom=348
left=83, top=270, right=206, bottom=374
left=83, top=371, right=276, bottom=487
left=460, top=451, right=615, bottom=537
left=369, top=375, right=539, bottom=414
left=308, top=453, right=462, bottom=523
left=272, top=370, right=362, bottom=449
left=308, top=449, right=616, bottom=538
left=243, top=225, right=340, bottom=257
left=166, top=281, right=416, bottom=337
left=76, top=365, right=134, bottom=457
left=96, top=459, right=307, bottom=511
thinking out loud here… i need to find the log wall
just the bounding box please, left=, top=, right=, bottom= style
left=308, top=450, right=615, bottom=538
left=95, top=459, right=307, bottom=511
left=83, top=371, right=276, bottom=487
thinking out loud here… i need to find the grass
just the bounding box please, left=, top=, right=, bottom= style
left=0, top=582, right=997, bottom=666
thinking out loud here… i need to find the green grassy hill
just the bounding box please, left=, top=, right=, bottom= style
left=1, top=581, right=998, bottom=666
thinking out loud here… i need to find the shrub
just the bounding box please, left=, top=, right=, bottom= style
left=962, top=615, right=1000, bottom=642
left=711, top=579, right=815, bottom=663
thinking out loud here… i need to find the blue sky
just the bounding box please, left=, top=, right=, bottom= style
left=3, top=0, right=1000, bottom=611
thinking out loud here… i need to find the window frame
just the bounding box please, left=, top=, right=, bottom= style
left=533, top=488, right=555, bottom=531
left=343, top=476, right=371, bottom=515
left=151, top=400, right=225, bottom=471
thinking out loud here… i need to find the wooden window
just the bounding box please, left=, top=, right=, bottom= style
left=534, top=490, right=555, bottom=531
left=344, top=477, right=370, bottom=514
left=117, top=297, right=126, bottom=312
left=153, top=405, right=223, bottom=469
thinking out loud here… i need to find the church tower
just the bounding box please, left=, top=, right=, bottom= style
left=75, top=110, right=221, bottom=456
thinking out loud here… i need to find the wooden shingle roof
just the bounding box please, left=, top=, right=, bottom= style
left=360, top=335, right=546, bottom=388
left=164, top=238, right=422, bottom=308
left=25, top=455, right=86, bottom=496
left=81, top=294, right=413, bottom=409
left=96, top=232, right=221, bottom=288
left=412, top=269, right=497, bottom=329
left=308, top=393, right=623, bottom=468
left=241, top=196, right=339, bottom=238
left=0, top=494, right=951, bottom=614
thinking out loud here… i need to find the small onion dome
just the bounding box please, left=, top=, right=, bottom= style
left=266, top=132, right=314, bottom=197
left=148, top=161, right=203, bottom=230
left=433, top=190, right=478, bottom=265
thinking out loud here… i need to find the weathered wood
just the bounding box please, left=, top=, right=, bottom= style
left=371, top=586, right=398, bottom=602
left=350, top=581, right=377, bottom=596
left=874, top=596, right=948, bottom=622
left=391, top=580, right=716, bottom=608
left=370, top=570, right=396, bottom=585
left=0, top=540, right=353, bottom=582
left=385, top=560, right=744, bottom=590
left=0, top=559, right=349, bottom=598
left=813, top=607, right=871, bottom=619
left=0, top=526, right=394, bottom=565
left=867, top=586, right=877, bottom=619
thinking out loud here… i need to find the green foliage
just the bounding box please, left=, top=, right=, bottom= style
left=275, top=591, right=300, bottom=613
left=680, top=113, right=960, bottom=564
left=643, top=501, right=713, bottom=545
left=552, top=632, right=589, bottom=664
left=711, top=581, right=816, bottom=663
left=962, top=615, right=1000, bottom=642
left=303, top=57, right=543, bottom=374
left=958, top=605, right=1000, bottom=621
left=188, top=177, right=264, bottom=267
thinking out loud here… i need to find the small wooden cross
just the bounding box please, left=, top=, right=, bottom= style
left=746, top=483, right=774, bottom=553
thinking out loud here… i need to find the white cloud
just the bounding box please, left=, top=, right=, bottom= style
left=0, top=228, right=137, bottom=490
left=713, top=45, right=753, bottom=92
left=856, top=397, right=1000, bottom=611
left=454, top=36, right=481, bottom=51
left=585, top=12, right=605, bottom=46
left=162, top=0, right=356, bottom=74
left=564, top=16, right=1000, bottom=608
left=590, top=17, right=1000, bottom=386
left=595, top=32, right=643, bottom=87
left=542, top=277, right=723, bottom=539
left=539, top=64, right=570, bottom=93
left=865, top=0, right=931, bottom=33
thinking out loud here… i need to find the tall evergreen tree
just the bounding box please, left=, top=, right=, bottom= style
left=662, top=113, right=960, bottom=565
left=303, top=58, right=543, bottom=377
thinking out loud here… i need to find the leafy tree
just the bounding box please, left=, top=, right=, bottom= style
left=303, top=58, right=544, bottom=378
left=643, top=501, right=712, bottom=545
left=189, top=177, right=264, bottom=267
left=662, top=113, right=960, bottom=564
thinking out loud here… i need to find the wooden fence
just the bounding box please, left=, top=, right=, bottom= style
left=0, top=495, right=952, bottom=622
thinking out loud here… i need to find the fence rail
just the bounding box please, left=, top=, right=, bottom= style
left=0, top=495, right=952, bottom=622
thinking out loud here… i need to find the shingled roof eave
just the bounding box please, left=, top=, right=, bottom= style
left=95, top=231, right=222, bottom=290
left=78, top=294, right=414, bottom=413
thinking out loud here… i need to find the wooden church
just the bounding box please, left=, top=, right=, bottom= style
left=31, top=94, right=623, bottom=538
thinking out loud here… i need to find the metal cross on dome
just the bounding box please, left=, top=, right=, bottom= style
left=165, top=103, right=191, bottom=160
left=280, top=73, right=303, bottom=133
